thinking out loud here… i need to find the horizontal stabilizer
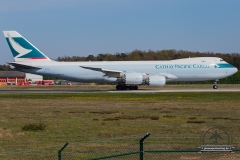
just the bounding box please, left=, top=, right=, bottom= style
left=8, top=62, right=42, bottom=69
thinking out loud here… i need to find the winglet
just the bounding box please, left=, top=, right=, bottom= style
left=3, top=31, right=52, bottom=62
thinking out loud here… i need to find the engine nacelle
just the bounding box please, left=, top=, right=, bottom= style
left=146, top=75, right=166, bottom=86
left=123, top=72, right=143, bottom=84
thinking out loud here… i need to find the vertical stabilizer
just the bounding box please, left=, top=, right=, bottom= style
left=3, top=31, right=52, bottom=62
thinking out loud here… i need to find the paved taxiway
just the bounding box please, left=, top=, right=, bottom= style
left=0, top=88, right=240, bottom=93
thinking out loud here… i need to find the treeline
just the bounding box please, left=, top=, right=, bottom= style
left=1, top=50, right=239, bottom=70
left=57, top=49, right=240, bottom=69
left=0, top=64, right=12, bottom=71
left=220, top=71, right=240, bottom=84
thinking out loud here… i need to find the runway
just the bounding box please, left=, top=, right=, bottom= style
left=0, top=88, right=240, bottom=93
left=110, top=88, right=240, bottom=93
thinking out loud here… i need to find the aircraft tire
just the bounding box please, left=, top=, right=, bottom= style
left=129, top=86, right=134, bottom=90
left=122, top=86, right=127, bottom=90
left=213, top=85, right=218, bottom=89
left=116, top=85, right=122, bottom=90
left=133, top=86, right=138, bottom=90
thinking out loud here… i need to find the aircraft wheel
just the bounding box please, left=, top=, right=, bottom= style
left=116, top=85, right=122, bottom=90
left=129, top=86, right=134, bottom=90
left=133, top=86, right=138, bottom=90
left=213, top=85, right=218, bottom=89
left=122, top=86, right=127, bottom=90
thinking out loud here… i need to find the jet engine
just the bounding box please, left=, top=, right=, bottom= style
left=146, top=75, right=166, bottom=86
left=122, top=72, right=143, bottom=84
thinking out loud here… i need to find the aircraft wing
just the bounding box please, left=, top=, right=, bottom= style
left=8, top=62, right=42, bottom=69
left=158, top=73, right=177, bottom=79
left=80, top=66, right=122, bottom=77
left=80, top=66, right=177, bottom=79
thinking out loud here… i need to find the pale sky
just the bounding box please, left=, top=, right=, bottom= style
left=1, top=0, right=240, bottom=64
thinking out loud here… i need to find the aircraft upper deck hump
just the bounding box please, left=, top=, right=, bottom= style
left=3, top=31, right=52, bottom=62
left=170, top=57, right=222, bottom=63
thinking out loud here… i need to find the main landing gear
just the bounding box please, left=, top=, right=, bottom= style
left=213, top=80, right=218, bottom=89
left=116, top=84, right=138, bottom=90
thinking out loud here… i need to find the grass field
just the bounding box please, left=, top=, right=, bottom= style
left=0, top=85, right=240, bottom=159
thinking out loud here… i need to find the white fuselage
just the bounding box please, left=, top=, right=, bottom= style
left=15, top=57, right=238, bottom=84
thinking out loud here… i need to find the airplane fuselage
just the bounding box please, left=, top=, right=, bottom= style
left=15, top=57, right=237, bottom=84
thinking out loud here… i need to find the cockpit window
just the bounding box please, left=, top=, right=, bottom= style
left=220, top=59, right=224, bottom=61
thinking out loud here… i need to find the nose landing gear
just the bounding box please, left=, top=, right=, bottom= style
left=213, top=85, right=218, bottom=89
left=213, top=80, right=218, bottom=89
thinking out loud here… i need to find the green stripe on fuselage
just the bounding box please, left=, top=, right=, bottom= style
left=216, top=63, right=235, bottom=68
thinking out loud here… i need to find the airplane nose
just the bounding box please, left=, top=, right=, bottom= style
left=227, top=66, right=238, bottom=76
left=234, top=67, right=238, bottom=74
left=230, top=67, right=238, bottom=75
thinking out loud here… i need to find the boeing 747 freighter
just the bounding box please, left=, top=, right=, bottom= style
left=3, top=31, right=238, bottom=90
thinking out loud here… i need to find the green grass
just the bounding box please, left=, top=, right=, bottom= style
left=1, top=92, right=239, bottom=101
left=22, top=123, right=46, bottom=131
left=0, top=91, right=240, bottom=159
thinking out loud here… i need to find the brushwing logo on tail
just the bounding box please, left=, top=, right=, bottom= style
left=7, top=33, right=32, bottom=58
